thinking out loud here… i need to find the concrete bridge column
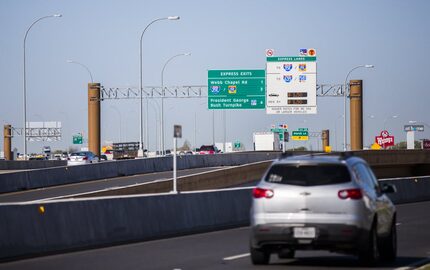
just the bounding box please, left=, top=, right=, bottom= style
left=322, top=129, right=330, bottom=151
left=88, top=83, right=101, bottom=156
left=3, top=124, right=12, bottom=160
left=350, top=80, right=363, bottom=150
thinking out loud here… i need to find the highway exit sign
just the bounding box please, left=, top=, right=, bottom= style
left=208, top=70, right=265, bottom=110
left=73, top=134, right=83, bottom=144
left=292, top=130, right=309, bottom=141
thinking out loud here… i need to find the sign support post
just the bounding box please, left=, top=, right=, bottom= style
left=172, top=125, right=182, bottom=194
left=173, top=136, right=177, bottom=193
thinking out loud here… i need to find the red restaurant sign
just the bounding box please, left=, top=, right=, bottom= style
left=375, top=130, right=395, bottom=148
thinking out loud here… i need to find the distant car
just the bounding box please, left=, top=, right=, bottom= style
left=164, top=150, right=172, bottom=157
left=179, top=150, right=194, bottom=156
left=198, top=145, right=219, bottom=155
left=250, top=154, right=397, bottom=265
left=99, top=154, right=108, bottom=161
left=67, top=151, right=99, bottom=166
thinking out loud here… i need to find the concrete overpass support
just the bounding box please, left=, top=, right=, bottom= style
left=350, top=80, right=363, bottom=150
left=3, top=124, right=12, bottom=160
left=88, top=83, right=101, bottom=156
left=322, top=129, right=330, bottom=151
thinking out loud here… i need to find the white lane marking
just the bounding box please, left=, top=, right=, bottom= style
left=396, top=223, right=402, bottom=226
left=395, top=257, right=430, bottom=270
left=223, top=253, right=250, bottom=261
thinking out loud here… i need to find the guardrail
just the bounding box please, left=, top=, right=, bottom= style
left=0, top=176, right=429, bottom=261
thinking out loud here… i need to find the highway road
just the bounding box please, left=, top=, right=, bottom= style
left=0, top=167, right=228, bottom=203
left=1, top=201, right=429, bottom=270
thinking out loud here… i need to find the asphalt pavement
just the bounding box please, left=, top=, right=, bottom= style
left=1, top=200, right=429, bottom=270
left=0, top=167, right=227, bottom=203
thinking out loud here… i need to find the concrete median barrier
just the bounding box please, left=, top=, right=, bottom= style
left=0, top=175, right=429, bottom=261
left=0, top=160, right=67, bottom=170
left=0, top=188, right=252, bottom=261
left=0, top=152, right=281, bottom=194
left=1, top=150, right=430, bottom=194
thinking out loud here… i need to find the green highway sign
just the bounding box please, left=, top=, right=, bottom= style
left=208, top=69, right=266, bottom=110
left=73, top=134, right=83, bottom=144
left=270, top=127, right=289, bottom=141
left=292, top=131, right=308, bottom=136
left=271, top=128, right=286, bottom=133
left=291, top=130, right=309, bottom=141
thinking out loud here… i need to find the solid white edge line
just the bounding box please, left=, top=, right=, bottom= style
left=223, top=253, right=250, bottom=261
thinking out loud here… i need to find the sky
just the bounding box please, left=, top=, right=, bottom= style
left=1, top=0, right=430, bottom=154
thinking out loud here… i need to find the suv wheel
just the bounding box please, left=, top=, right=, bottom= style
left=359, top=224, right=379, bottom=265
left=250, top=246, right=270, bottom=265
left=379, top=218, right=397, bottom=261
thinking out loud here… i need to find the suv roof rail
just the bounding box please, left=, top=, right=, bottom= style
left=339, top=151, right=354, bottom=160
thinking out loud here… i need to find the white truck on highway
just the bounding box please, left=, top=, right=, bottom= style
left=253, top=132, right=281, bottom=151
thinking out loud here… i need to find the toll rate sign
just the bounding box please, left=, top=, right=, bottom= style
left=208, top=70, right=266, bottom=110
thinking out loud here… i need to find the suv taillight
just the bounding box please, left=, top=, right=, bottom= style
left=83, top=156, right=88, bottom=160
left=253, top=187, right=274, bottom=199
left=338, top=188, right=362, bottom=200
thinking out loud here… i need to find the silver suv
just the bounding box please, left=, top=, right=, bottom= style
left=250, top=154, right=397, bottom=265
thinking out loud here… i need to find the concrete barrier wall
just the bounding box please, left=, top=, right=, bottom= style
left=74, top=160, right=273, bottom=198
left=0, top=160, right=66, bottom=170
left=1, top=150, right=429, bottom=194
left=0, top=176, right=429, bottom=261
left=0, top=152, right=284, bottom=194
left=0, top=188, right=252, bottom=261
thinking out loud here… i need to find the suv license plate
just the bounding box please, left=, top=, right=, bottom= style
left=293, top=227, right=316, bottom=238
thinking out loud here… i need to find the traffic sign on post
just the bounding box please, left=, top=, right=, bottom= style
left=266, top=56, right=317, bottom=114
left=208, top=70, right=266, bottom=110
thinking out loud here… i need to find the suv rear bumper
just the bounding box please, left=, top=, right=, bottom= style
left=250, top=223, right=368, bottom=253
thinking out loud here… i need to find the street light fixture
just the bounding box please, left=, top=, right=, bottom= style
left=23, top=14, right=62, bottom=160
left=343, top=64, right=374, bottom=151
left=138, top=16, right=180, bottom=158
left=160, top=53, right=191, bottom=155
left=66, top=60, right=94, bottom=83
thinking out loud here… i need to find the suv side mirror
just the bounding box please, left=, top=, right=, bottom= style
left=381, top=183, right=397, bottom=194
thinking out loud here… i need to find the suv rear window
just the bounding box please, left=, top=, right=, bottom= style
left=265, top=164, right=351, bottom=186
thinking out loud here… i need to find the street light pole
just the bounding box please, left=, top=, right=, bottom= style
left=160, top=52, right=190, bottom=155
left=23, top=14, right=62, bottom=160
left=343, top=64, right=374, bottom=151
left=66, top=60, right=94, bottom=83
left=138, top=16, right=180, bottom=158
left=149, top=100, right=161, bottom=154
